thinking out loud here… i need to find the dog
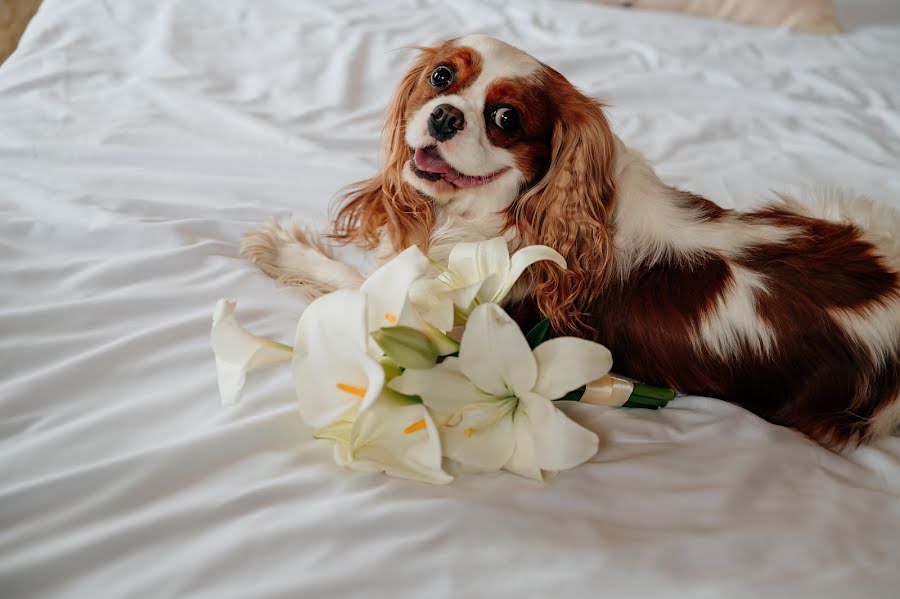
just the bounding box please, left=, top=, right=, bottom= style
left=243, top=35, right=900, bottom=449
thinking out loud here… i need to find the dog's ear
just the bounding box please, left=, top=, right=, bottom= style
left=510, top=81, right=617, bottom=334
left=331, top=48, right=437, bottom=252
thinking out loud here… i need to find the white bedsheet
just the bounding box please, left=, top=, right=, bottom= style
left=2, top=1, right=899, bottom=597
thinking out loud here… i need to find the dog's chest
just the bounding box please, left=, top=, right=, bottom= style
left=427, top=198, right=515, bottom=263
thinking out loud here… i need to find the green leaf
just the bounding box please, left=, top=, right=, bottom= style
left=525, top=318, right=551, bottom=349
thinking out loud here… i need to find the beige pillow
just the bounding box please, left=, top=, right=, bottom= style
left=0, top=0, right=43, bottom=64
left=594, top=0, right=840, bottom=33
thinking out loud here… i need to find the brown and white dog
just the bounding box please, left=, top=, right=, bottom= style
left=243, top=35, right=900, bottom=449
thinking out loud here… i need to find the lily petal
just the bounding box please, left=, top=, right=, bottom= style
left=388, top=359, right=487, bottom=415
left=493, top=245, right=567, bottom=303
left=397, top=294, right=460, bottom=355
left=445, top=237, right=510, bottom=289
left=211, top=300, right=292, bottom=406
left=460, top=303, right=537, bottom=398
left=341, top=394, right=452, bottom=484
left=292, top=290, right=384, bottom=428
left=407, top=278, right=456, bottom=332
left=519, top=392, right=599, bottom=471
left=313, top=405, right=357, bottom=443
left=361, top=246, right=430, bottom=331
left=503, top=409, right=543, bottom=481
left=447, top=280, right=486, bottom=314
left=440, top=399, right=517, bottom=472
left=532, top=337, right=613, bottom=399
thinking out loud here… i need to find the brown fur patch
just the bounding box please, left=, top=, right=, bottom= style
left=482, top=78, right=556, bottom=180
left=507, top=66, right=618, bottom=335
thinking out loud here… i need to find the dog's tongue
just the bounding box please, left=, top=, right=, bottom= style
left=414, top=146, right=454, bottom=176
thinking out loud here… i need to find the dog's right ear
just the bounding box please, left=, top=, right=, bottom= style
left=330, top=47, right=437, bottom=252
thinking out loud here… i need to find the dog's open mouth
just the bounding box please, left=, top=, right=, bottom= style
left=410, top=146, right=509, bottom=189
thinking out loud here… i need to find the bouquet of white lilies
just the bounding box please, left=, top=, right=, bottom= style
left=211, top=238, right=674, bottom=484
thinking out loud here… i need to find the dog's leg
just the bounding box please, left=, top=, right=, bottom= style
left=241, top=222, right=365, bottom=298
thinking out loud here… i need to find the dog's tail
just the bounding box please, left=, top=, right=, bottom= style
left=241, top=221, right=365, bottom=297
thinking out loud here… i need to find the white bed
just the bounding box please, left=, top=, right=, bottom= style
left=1, top=1, right=899, bottom=597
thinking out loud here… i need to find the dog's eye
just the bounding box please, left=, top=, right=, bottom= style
left=490, top=107, right=519, bottom=132
left=429, top=65, right=455, bottom=89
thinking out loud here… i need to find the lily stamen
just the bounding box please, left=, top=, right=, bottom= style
left=404, top=419, right=427, bottom=434
left=336, top=382, right=367, bottom=398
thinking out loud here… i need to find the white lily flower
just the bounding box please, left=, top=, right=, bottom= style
left=211, top=300, right=292, bottom=406
left=291, top=289, right=385, bottom=428
left=389, top=303, right=608, bottom=481
left=362, top=245, right=459, bottom=355
left=292, top=246, right=457, bottom=428
left=409, top=237, right=566, bottom=329
left=360, top=245, right=430, bottom=331
left=314, top=394, right=452, bottom=485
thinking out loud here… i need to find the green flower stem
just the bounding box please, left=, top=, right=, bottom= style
left=622, top=394, right=670, bottom=409
left=553, top=382, right=675, bottom=409
left=557, top=385, right=587, bottom=402
left=630, top=383, right=675, bottom=402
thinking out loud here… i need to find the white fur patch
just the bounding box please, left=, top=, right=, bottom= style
left=456, top=35, right=541, bottom=104
left=868, top=391, right=900, bottom=438
left=610, top=138, right=800, bottom=275
left=697, top=265, right=776, bottom=358
left=426, top=177, right=523, bottom=264
left=829, top=301, right=900, bottom=364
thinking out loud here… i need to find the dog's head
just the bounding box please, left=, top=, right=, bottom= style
left=334, top=35, right=618, bottom=331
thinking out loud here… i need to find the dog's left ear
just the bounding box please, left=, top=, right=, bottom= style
left=510, top=77, right=617, bottom=334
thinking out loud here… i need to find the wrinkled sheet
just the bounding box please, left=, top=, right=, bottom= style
left=1, top=1, right=899, bottom=597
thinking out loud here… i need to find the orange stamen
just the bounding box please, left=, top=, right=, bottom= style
left=404, top=419, right=426, bottom=434
left=383, top=313, right=398, bottom=324
left=335, top=382, right=367, bottom=398
left=464, top=427, right=476, bottom=438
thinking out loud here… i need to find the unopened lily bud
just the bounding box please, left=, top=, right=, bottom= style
left=380, top=356, right=403, bottom=381
left=372, top=326, right=439, bottom=369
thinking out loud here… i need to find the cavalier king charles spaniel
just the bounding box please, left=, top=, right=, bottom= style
left=243, top=35, right=900, bottom=449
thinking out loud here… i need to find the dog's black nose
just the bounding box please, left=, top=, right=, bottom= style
left=428, top=104, right=465, bottom=141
